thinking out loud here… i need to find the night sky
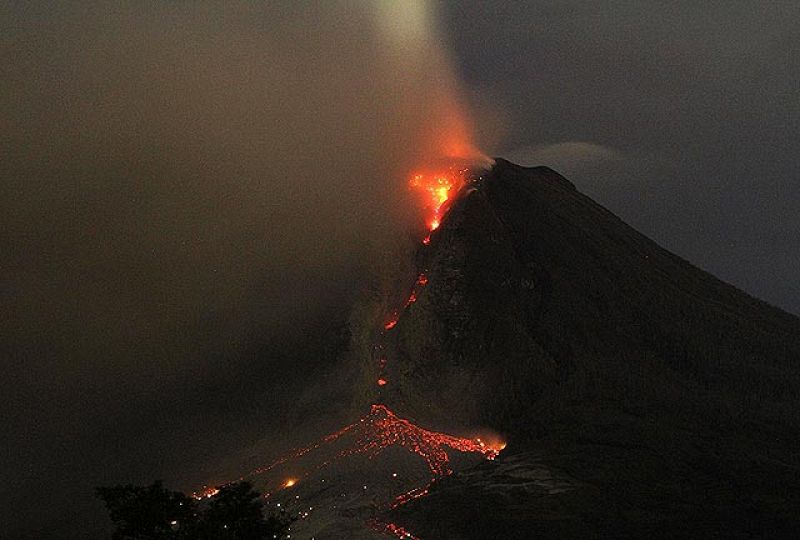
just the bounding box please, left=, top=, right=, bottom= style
left=2, top=2, right=798, bottom=538
left=442, top=1, right=799, bottom=315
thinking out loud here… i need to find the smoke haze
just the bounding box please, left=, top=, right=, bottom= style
left=1, top=2, right=482, bottom=537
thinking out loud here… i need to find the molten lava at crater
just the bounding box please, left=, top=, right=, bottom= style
left=409, top=167, right=469, bottom=232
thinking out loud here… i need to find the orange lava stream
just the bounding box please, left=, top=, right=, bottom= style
left=390, top=480, right=435, bottom=509
left=377, top=271, right=429, bottom=387
left=195, top=165, right=501, bottom=538
left=370, top=520, right=422, bottom=540
left=345, top=404, right=501, bottom=475
left=409, top=168, right=468, bottom=232
left=203, top=403, right=502, bottom=493
left=235, top=403, right=501, bottom=538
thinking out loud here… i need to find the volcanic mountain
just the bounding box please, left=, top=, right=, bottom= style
left=350, top=158, right=800, bottom=537
left=249, top=159, right=800, bottom=538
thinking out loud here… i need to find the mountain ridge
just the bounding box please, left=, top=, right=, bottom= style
left=364, top=159, right=800, bottom=537
left=247, top=159, right=800, bottom=539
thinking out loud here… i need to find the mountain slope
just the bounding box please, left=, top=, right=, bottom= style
left=373, top=158, right=800, bottom=537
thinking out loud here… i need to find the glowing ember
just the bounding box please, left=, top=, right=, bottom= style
left=384, top=315, right=399, bottom=330
left=191, top=486, right=220, bottom=500
left=371, top=520, right=421, bottom=540
left=283, top=478, right=297, bottom=488
left=377, top=378, right=387, bottom=386
left=390, top=481, right=433, bottom=509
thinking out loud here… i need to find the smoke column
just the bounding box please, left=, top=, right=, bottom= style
left=0, top=1, right=489, bottom=537
left=373, top=2, right=490, bottom=167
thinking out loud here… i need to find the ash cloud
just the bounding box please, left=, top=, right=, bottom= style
left=0, top=2, right=482, bottom=537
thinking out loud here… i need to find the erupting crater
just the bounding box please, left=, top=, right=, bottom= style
left=409, top=166, right=469, bottom=232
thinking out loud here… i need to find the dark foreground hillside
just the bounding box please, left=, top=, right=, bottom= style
left=371, top=159, right=800, bottom=538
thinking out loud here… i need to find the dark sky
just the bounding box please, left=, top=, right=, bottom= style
left=441, top=0, right=800, bottom=315
left=2, top=2, right=798, bottom=538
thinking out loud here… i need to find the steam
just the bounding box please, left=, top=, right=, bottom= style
left=373, top=2, right=491, bottom=167
left=1, top=2, right=486, bottom=388
left=0, top=1, right=488, bottom=535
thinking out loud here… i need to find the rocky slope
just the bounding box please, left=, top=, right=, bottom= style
left=370, top=159, right=800, bottom=537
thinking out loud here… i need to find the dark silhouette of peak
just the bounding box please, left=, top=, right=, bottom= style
left=372, top=159, right=800, bottom=538
left=491, top=157, right=577, bottom=190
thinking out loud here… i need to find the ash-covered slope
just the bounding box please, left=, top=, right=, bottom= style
left=378, top=158, right=800, bottom=537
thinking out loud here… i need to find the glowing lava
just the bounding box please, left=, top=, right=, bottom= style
left=195, top=164, right=501, bottom=539
left=373, top=520, right=421, bottom=540
left=244, top=404, right=505, bottom=484
left=384, top=316, right=399, bottom=330
left=230, top=404, right=503, bottom=491
left=346, top=404, right=502, bottom=475
left=191, top=486, right=219, bottom=500
left=377, top=272, right=430, bottom=386
left=283, top=478, right=297, bottom=488
left=409, top=168, right=467, bottom=232
left=237, top=404, right=502, bottom=497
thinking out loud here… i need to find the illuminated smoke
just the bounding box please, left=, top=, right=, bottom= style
left=159, top=3, right=503, bottom=537
left=373, top=2, right=492, bottom=169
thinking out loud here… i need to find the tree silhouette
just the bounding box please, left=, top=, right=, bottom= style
left=96, top=481, right=195, bottom=539
left=97, top=481, right=291, bottom=540
left=197, top=482, right=288, bottom=540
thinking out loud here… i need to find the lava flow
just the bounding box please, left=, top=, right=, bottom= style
left=240, top=404, right=503, bottom=538
left=195, top=165, right=500, bottom=539
left=353, top=404, right=501, bottom=474
left=235, top=404, right=503, bottom=486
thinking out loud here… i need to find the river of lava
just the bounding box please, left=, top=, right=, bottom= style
left=348, top=404, right=501, bottom=474
left=240, top=404, right=502, bottom=538
left=243, top=404, right=502, bottom=484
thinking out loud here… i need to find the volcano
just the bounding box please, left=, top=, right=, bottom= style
left=239, top=159, right=800, bottom=538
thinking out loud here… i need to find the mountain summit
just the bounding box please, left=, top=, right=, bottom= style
left=368, top=158, right=800, bottom=537
left=258, top=159, right=800, bottom=539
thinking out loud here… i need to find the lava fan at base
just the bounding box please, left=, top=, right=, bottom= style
left=197, top=402, right=504, bottom=538
left=240, top=404, right=503, bottom=487
left=350, top=404, right=503, bottom=475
